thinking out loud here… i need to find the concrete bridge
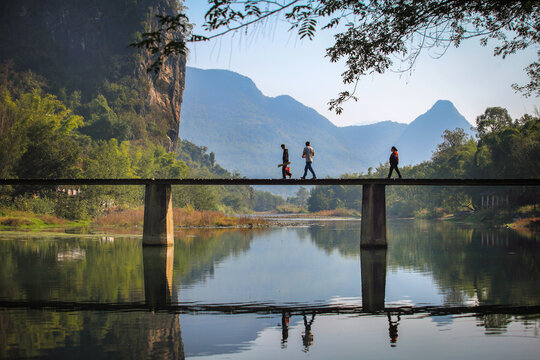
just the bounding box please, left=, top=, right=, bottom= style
left=1, top=178, right=538, bottom=248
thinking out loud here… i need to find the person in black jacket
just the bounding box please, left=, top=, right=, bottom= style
left=281, top=144, right=292, bottom=179
left=387, top=146, right=402, bottom=179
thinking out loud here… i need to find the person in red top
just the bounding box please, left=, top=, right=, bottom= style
left=387, top=146, right=402, bottom=179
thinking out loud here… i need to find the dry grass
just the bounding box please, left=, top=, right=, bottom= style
left=94, top=208, right=144, bottom=227
left=38, top=215, right=66, bottom=225
left=93, top=206, right=267, bottom=228
left=509, top=217, right=539, bottom=229
left=311, top=208, right=361, bottom=218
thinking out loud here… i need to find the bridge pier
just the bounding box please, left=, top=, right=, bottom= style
left=361, top=184, right=387, bottom=248
left=143, top=184, right=174, bottom=246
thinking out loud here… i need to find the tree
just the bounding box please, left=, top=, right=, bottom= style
left=135, top=1, right=540, bottom=112
left=476, top=107, right=514, bottom=137
left=294, top=187, right=310, bottom=207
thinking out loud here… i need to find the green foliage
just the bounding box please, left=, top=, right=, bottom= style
left=476, top=107, right=513, bottom=138
left=0, top=66, right=285, bottom=219
left=287, top=187, right=310, bottom=208
left=306, top=110, right=540, bottom=218
left=0, top=88, right=83, bottom=179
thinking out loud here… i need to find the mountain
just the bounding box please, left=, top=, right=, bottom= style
left=180, top=67, right=474, bottom=178
left=340, top=121, right=408, bottom=166
left=395, top=100, right=475, bottom=165
left=181, top=67, right=369, bottom=178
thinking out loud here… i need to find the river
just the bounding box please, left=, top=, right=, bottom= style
left=0, top=219, right=539, bottom=359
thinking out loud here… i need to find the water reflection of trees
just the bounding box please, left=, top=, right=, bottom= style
left=0, top=229, right=263, bottom=303
left=307, top=223, right=361, bottom=257
left=0, top=237, right=144, bottom=303
left=1, top=309, right=184, bottom=359
left=1, top=223, right=539, bottom=356
left=0, top=229, right=264, bottom=359
left=173, top=229, right=261, bottom=286
left=388, top=221, right=540, bottom=308
left=307, top=220, right=540, bottom=308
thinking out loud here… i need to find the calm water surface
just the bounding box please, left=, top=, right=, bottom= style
left=0, top=220, right=539, bottom=359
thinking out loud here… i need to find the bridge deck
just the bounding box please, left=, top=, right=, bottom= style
left=0, top=178, right=538, bottom=186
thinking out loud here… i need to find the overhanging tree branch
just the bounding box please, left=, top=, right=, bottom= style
left=131, top=1, right=540, bottom=112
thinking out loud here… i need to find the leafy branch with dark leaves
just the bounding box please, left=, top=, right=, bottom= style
left=129, top=13, right=192, bottom=73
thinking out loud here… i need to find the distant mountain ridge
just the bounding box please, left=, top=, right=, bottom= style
left=395, top=100, right=474, bottom=164
left=180, top=67, right=474, bottom=178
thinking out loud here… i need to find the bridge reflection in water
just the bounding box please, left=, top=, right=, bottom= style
left=141, top=243, right=389, bottom=312
left=142, top=245, right=184, bottom=359
left=361, top=248, right=387, bottom=312
left=143, top=246, right=175, bottom=308
left=137, top=241, right=388, bottom=359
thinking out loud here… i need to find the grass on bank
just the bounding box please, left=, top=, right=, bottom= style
left=275, top=204, right=308, bottom=214
left=310, top=208, right=361, bottom=217
left=0, top=205, right=266, bottom=229
left=0, top=209, right=86, bottom=229
left=276, top=205, right=361, bottom=218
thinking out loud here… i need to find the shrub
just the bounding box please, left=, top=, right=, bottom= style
left=0, top=217, right=33, bottom=227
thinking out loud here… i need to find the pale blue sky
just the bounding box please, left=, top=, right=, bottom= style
left=184, top=2, right=539, bottom=126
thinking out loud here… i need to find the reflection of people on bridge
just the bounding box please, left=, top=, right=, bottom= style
left=387, top=311, right=401, bottom=347
left=302, top=312, right=315, bottom=352
left=281, top=311, right=290, bottom=347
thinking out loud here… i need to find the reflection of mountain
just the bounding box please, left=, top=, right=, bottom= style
left=181, top=314, right=289, bottom=357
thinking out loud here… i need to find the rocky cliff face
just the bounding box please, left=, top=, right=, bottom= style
left=0, top=0, right=186, bottom=150
left=137, top=1, right=186, bottom=150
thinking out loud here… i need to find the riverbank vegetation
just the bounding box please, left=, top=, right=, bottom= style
left=0, top=64, right=284, bottom=224
left=306, top=108, right=539, bottom=224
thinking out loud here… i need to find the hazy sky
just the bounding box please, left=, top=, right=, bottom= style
left=184, top=2, right=539, bottom=127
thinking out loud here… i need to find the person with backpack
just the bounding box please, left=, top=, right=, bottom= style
left=280, top=144, right=292, bottom=179
left=301, top=141, right=316, bottom=179
left=387, top=146, right=402, bottom=179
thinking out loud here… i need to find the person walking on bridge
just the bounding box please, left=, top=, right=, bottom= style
left=387, top=146, right=402, bottom=179
left=301, top=141, right=316, bottom=180
left=280, top=144, right=292, bottom=179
